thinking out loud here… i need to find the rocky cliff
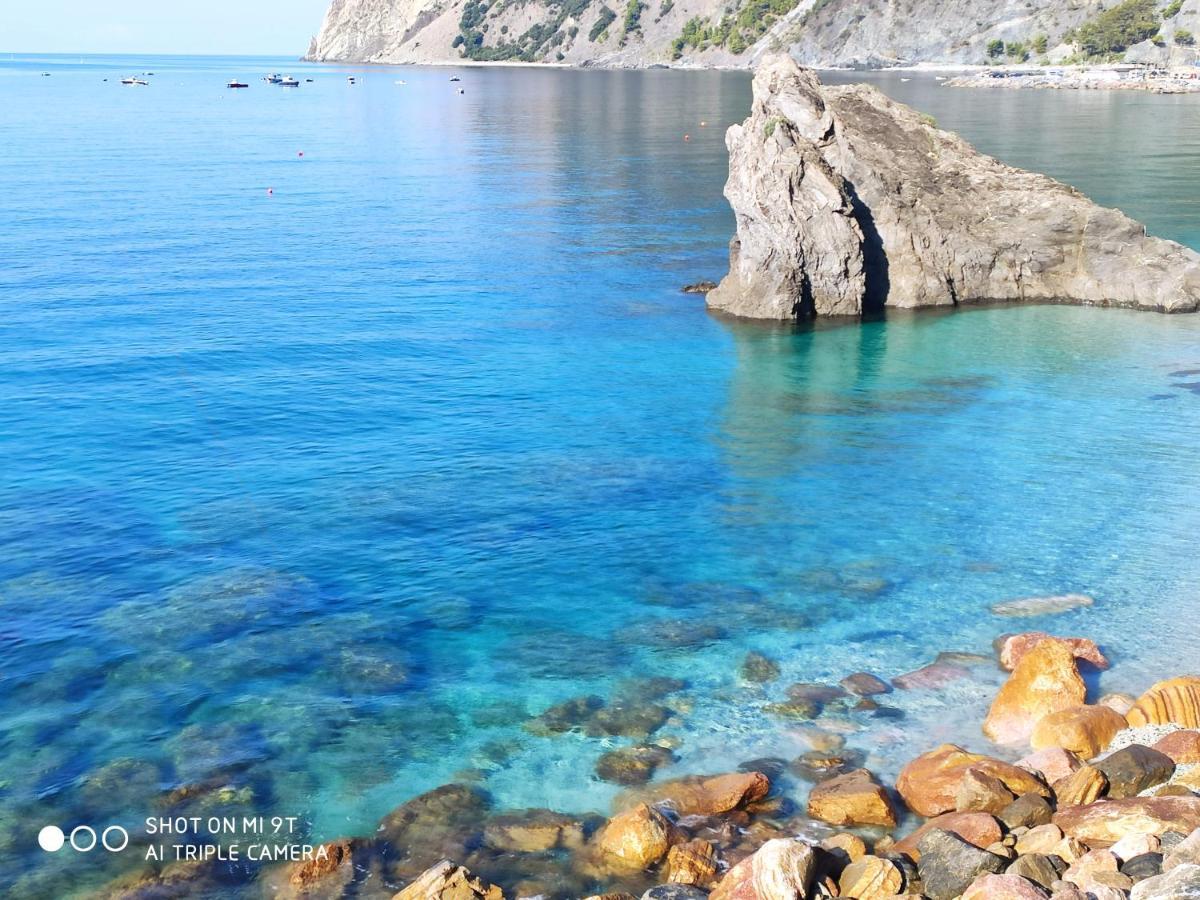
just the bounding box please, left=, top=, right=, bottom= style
left=306, top=0, right=1121, bottom=67
left=306, top=0, right=1200, bottom=70
left=706, top=55, right=1200, bottom=319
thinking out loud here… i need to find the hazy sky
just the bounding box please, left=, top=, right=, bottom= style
left=2, top=1, right=333, bottom=55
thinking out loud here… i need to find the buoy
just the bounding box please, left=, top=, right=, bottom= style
left=700, top=120, right=707, bottom=126
left=683, top=134, right=690, bottom=142
left=267, top=188, right=274, bottom=195
left=298, top=151, right=304, bottom=157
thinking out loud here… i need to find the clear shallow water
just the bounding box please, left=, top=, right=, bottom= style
left=2, top=54, right=1200, bottom=897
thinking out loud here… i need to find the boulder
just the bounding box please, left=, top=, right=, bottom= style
left=1095, top=745, right=1176, bottom=799
left=1054, top=797, right=1200, bottom=844
left=482, top=809, right=588, bottom=853
left=997, top=634, right=1109, bottom=672
left=999, top=793, right=1054, bottom=830
left=990, top=595, right=1096, bottom=618
left=838, top=855, right=904, bottom=898
left=840, top=673, right=891, bottom=696
left=617, top=771, right=770, bottom=816
left=893, top=812, right=1003, bottom=859
left=393, top=861, right=504, bottom=900
left=961, top=873, right=1050, bottom=899
left=1155, top=732, right=1200, bottom=765
left=916, top=829, right=1007, bottom=900
left=1112, top=833, right=1163, bottom=863
left=596, top=745, right=676, bottom=786
left=1006, top=853, right=1064, bottom=890
left=1125, top=852, right=1167, bottom=882
left=708, top=838, right=816, bottom=900
left=597, top=803, right=681, bottom=870
left=1129, top=863, right=1200, bottom=899
left=807, top=768, right=898, bottom=828
left=1031, top=705, right=1127, bottom=758
left=707, top=58, right=1200, bottom=321
left=642, top=888, right=709, bottom=900
left=1165, top=830, right=1200, bottom=872
left=820, top=832, right=868, bottom=866
left=666, top=839, right=719, bottom=888
left=896, top=744, right=1050, bottom=817
left=984, top=640, right=1086, bottom=745
left=741, top=652, right=782, bottom=683
left=956, top=767, right=1016, bottom=814
left=1128, top=677, right=1200, bottom=729
left=1053, top=764, right=1109, bottom=807
left=1063, top=848, right=1121, bottom=891
left=893, top=661, right=971, bottom=691
left=1018, top=747, right=1084, bottom=785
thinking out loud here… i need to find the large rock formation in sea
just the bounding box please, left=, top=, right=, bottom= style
left=306, top=0, right=1129, bottom=68
left=706, top=55, right=1200, bottom=320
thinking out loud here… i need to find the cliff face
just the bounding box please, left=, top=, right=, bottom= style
left=305, top=0, right=1123, bottom=67
left=706, top=56, right=1200, bottom=319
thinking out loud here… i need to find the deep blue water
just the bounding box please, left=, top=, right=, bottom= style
left=3, top=53, right=1200, bottom=897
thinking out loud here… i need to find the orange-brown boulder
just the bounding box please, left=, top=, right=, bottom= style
left=896, top=745, right=1049, bottom=817
left=892, top=812, right=1003, bottom=860
left=1053, top=764, right=1108, bottom=808
left=1030, top=705, right=1126, bottom=758
left=618, top=771, right=770, bottom=816
left=393, top=860, right=504, bottom=900
left=597, top=803, right=681, bottom=870
left=1126, top=676, right=1200, bottom=728
left=1053, top=796, right=1200, bottom=843
left=1153, top=730, right=1200, bottom=764
left=997, top=633, right=1108, bottom=672
left=807, top=768, right=898, bottom=828
left=708, top=838, right=816, bottom=900
left=667, top=839, right=719, bottom=887
left=983, top=640, right=1085, bottom=745
left=1017, top=747, right=1083, bottom=784
left=839, top=855, right=904, bottom=899
left=961, top=873, right=1051, bottom=899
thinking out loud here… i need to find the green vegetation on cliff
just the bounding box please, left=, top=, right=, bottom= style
left=670, top=0, right=801, bottom=57
left=1065, top=0, right=1161, bottom=58
left=456, top=0, right=595, bottom=60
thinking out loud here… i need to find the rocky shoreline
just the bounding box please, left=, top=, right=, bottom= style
left=99, top=623, right=1200, bottom=900
left=946, top=68, right=1200, bottom=93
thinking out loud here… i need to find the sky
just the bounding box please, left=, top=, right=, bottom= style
left=2, top=0, right=334, bottom=55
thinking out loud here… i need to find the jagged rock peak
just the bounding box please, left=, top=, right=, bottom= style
left=707, top=55, right=1200, bottom=320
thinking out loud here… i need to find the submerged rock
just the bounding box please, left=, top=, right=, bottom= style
left=708, top=56, right=1200, bottom=320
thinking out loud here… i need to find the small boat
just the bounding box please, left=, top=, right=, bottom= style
left=41, top=72, right=51, bottom=77
left=457, top=88, right=465, bottom=94
left=449, top=76, right=461, bottom=82
left=264, top=73, right=282, bottom=83
left=279, top=76, right=300, bottom=87
left=121, top=76, right=149, bottom=86
left=228, top=80, right=249, bottom=89
left=306, top=78, right=314, bottom=82
left=347, top=76, right=356, bottom=84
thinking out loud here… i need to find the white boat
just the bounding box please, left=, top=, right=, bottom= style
left=279, top=76, right=300, bottom=87
left=121, top=76, right=149, bottom=86
left=264, top=73, right=282, bottom=83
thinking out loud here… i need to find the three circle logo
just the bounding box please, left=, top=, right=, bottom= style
left=38, top=825, right=129, bottom=853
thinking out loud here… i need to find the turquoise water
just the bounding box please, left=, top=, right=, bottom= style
left=3, top=54, right=1200, bottom=897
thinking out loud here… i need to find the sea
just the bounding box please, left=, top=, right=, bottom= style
left=2, top=52, right=1200, bottom=897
